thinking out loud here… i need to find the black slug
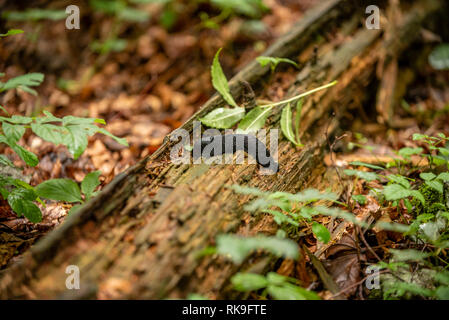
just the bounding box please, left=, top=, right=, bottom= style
left=192, top=134, right=279, bottom=173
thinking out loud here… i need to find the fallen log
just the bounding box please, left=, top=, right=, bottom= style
left=0, top=0, right=444, bottom=299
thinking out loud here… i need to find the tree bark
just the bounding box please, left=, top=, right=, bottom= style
left=0, top=0, right=444, bottom=299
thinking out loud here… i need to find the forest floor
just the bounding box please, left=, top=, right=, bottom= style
left=1, top=0, right=449, bottom=300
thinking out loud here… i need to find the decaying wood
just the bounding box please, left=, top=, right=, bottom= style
left=0, top=0, right=443, bottom=299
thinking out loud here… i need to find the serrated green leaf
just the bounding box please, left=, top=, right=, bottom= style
left=231, top=273, right=268, bottom=292
left=237, top=106, right=271, bottom=133
left=0, top=73, right=44, bottom=95
left=425, top=180, right=443, bottom=193
left=280, top=103, right=298, bottom=145
left=81, top=170, right=101, bottom=200
left=2, top=122, right=25, bottom=143
left=66, top=125, right=88, bottom=159
left=31, top=123, right=67, bottom=145
left=36, top=178, right=82, bottom=203
left=199, top=107, right=245, bottom=129
left=211, top=48, right=238, bottom=107
left=11, top=144, right=38, bottom=166
left=383, top=184, right=410, bottom=201
left=420, top=172, right=436, bottom=181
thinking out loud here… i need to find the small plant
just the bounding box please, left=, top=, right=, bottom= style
left=200, top=49, right=337, bottom=146
left=256, top=56, right=298, bottom=73
left=231, top=272, right=320, bottom=300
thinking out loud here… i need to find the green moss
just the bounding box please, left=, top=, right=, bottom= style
left=412, top=184, right=444, bottom=216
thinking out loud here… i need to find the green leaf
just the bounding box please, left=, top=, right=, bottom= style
left=199, top=107, right=245, bottom=129
left=0, top=155, right=15, bottom=167
left=7, top=188, right=42, bottom=223
left=118, top=7, right=150, bottom=22
left=0, top=105, right=8, bottom=115
left=387, top=175, right=410, bottom=189
left=237, top=106, right=271, bottom=133
left=31, top=123, right=67, bottom=145
left=425, top=180, right=444, bottom=194
left=312, top=222, right=330, bottom=244
left=420, top=172, right=436, bottom=181
left=295, top=99, right=303, bottom=146
left=256, top=56, right=298, bottom=73
left=352, top=194, right=367, bottom=205
left=0, top=115, right=33, bottom=124
left=11, top=144, right=38, bottom=166
left=3, top=9, right=67, bottom=21
left=267, top=283, right=320, bottom=300
left=36, top=179, right=82, bottom=203
left=0, top=73, right=44, bottom=95
left=211, top=48, right=238, bottom=107
left=429, top=43, right=449, bottom=70
left=216, top=234, right=299, bottom=264
left=374, top=221, right=411, bottom=233
left=66, top=125, right=89, bottom=159
left=383, top=184, right=410, bottom=201
left=436, top=286, right=449, bottom=300
left=437, top=172, right=449, bottom=182
left=390, top=249, right=430, bottom=262
left=344, top=169, right=378, bottom=181
left=81, top=171, right=101, bottom=200
left=280, top=103, right=298, bottom=145
left=398, top=147, right=423, bottom=158
left=349, top=161, right=384, bottom=170
left=231, top=273, right=268, bottom=292
left=0, top=29, right=24, bottom=37
left=2, top=122, right=25, bottom=143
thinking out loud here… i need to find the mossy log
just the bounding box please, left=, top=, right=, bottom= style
left=0, top=0, right=444, bottom=299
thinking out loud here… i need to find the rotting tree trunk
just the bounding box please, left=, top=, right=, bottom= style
left=0, top=0, right=444, bottom=299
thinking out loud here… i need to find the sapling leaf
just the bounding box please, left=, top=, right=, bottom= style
left=312, top=222, right=330, bottom=244
left=0, top=29, right=24, bottom=37
left=36, top=179, right=82, bottom=203
left=280, top=103, right=297, bottom=145
left=81, top=170, right=101, bottom=200
left=256, top=56, right=298, bottom=73
left=231, top=273, right=268, bottom=292
left=2, top=122, right=25, bottom=143
left=211, top=48, right=238, bottom=107
left=344, top=169, right=378, bottom=182
left=0, top=73, right=44, bottom=95
left=199, top=107, right=245, bottom=129
left=237, top=106, right=271, bottom=133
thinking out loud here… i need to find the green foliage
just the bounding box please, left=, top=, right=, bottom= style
left=0, top=29, right=24, bottom=37
left=36, top=179, right=83, bottom=203
left=256, top=56, right=298, bottom=73
left=231, top=272, right=320, bottom=300
left=0, top=73, right=44, bottom=96
left=3, top=9, right=67, bottom=21
left=211, top=0, right=268, bottom=18
left=215, top=234, right=299, bottom=264
left=429, top=43, right=449, bottom=70
left=211, top=48, right=238, bottom=108
left=201, top=49, right=337, bottom=132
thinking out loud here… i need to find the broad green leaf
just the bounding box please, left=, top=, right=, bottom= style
left=66, top=125, right=88, bottom=159
left=2, top=122, right=25, bottom=143
left=349, top=161, right=384, bottom=170
left=312, top=222, right=330, bottom=244
left=425, top=180, right=443, bottom=194
left=344, top=169, right=378, bottom=181
left=352, top=194, right=367, bottom=205
left=0, top=29, right=24, bottom=37
left=81, top=170, right=101, bottom=200
left=7, top=188, right=42, bottom=222
left=231, top=273, right=268, bottom=292
left=263, top=209, right=299, bottom=227
left=211, top=48, right=238, bottom=107
left=437, top=172, right=449, bottom=182
left=383, top=184, right=410, bottom=201
left=0, top=73, right=44, bottom=95
left=19, top=200, right=42, bottom=223
left=280, top=103, right=297, bottom=145
left=36, top=179, right=82, bottom=203
left=199, top=107, right=245, bottom=129
left=398, top=147, right=423, bottom=158
left=429, top=44, right=449, bottom=70
left=11, top=144, right=38, bottom=166
left=96, top=127, right=129, bottom=146
left=0, top=115, right=33, bottom=124
left=229, top=184, right=268, bottom=197
left=31, top=123, right=67, bottom=145
left=387, top=175, right=410, bottom=189
left=216, top=234, right=299, bottom=264
left=237, top=106, right=271, bottom=133
left=420, top=172, right=436, bottom=181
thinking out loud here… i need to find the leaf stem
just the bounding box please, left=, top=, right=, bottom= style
left=259, top=80, right=337, bottom=109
